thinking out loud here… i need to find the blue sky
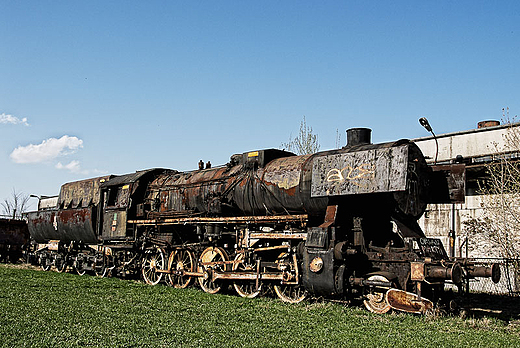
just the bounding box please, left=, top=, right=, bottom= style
left=1, top=1, right=519, bottom=211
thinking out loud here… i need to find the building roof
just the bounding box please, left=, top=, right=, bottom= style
left=413, top=122, right=520, bottom=164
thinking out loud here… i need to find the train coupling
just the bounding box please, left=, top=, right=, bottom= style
left=410, top=261, right=463, bottom=284
left=411, top=260, right=501, bottom=284
left=465, top=263, right=501, bottom=283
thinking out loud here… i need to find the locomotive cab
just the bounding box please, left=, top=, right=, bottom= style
left=98, top=169, right=167, bottom=241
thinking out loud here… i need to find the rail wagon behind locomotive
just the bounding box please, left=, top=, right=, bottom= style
left=0, top=218, right=29, bottom=262
left=26, top=127, right=500, bottom=313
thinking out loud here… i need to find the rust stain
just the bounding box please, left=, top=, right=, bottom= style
left=386, top=289, right=433, bottom=314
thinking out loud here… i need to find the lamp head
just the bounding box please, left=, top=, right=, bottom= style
left=419, top=117, right=432, bottom=133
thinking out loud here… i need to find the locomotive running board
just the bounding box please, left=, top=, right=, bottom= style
left=386, top=289, right=434, bottom=314
left=128, top=214, right=308, bottom=225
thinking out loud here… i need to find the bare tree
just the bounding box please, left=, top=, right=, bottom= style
left=335, top=128, right=342, bottom=149
left=1, top=188, right=30, bottom=219
left=281, top=116, right=320, bottom=155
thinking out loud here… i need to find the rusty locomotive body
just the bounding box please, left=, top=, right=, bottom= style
left=26, top=128, right=499, bottom=313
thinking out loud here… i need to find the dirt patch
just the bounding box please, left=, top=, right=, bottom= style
left=0, top=263, right=41, bottom=271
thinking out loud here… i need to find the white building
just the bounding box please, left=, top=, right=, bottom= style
left=413, top=121, right=520, bottom=294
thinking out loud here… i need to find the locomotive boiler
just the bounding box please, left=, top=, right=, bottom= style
left=26, top=127, right=500, bottom=314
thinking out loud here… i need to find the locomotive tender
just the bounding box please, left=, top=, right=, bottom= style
left=27, top=128, right=500, bottom=314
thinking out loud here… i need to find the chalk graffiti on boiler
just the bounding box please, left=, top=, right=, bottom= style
left=326, top=163, right=375, bottom=184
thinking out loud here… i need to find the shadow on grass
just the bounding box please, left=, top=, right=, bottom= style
left=463, top=293, right=520, bottom=321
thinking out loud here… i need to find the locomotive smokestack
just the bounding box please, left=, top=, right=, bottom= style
left=346, top=128, right=372, bottom=147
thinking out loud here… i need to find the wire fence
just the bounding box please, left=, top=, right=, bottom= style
left=463, top=258, right=519, bottom=296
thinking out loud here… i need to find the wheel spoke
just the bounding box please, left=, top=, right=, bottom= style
left=96, top=254, right=113, bottom=278
left=56, top=257, right=67, bottom=273
left=233, top=253, right=261, bottom=299
left=40, top=255, right=52, bottom=271
left=273, top=252, right=307, bottom=304
left=142, top=247, right=165, bottom=285
left=274, top=284, right=307, bottom=304
left=197, top=247, right=229, bottom=294
left=167, top=249, right=195, bottom=288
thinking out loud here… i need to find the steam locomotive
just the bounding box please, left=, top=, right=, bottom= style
left=26, top=128, right=500, bottom=314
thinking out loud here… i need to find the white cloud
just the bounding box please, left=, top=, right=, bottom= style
left=10, top=135, right=83, bottom=164
left=55, top=160, right=83, bottom=173
left=0, top=113, right=29, bottom=126
left=55, top=160, right=107, bottom=175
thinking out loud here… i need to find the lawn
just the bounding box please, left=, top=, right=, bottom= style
left=0, top=264, right=519, bottom=347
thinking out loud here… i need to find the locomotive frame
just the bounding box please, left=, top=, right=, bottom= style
left=26, top=128, right=500, bottom=314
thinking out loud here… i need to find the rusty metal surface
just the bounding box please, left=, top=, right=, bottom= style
left=248, top=231, right=307, bottom=240
left=386, top=289, right=433, bottom=314
left=159, top=268, right=286, bottom=282
left=262, top=154, right=311, bottom=191
left=212, top=270, right=284, bottom=281
left=26, top=210, right=58, bottom=243
left=426, top=263, right=462, bottom=283
left=466, top=264, right=501, bottom=283
left=59, top=176, right=112, bottom=208
left=0, top=218, right=29, bottom=246
left=233, top=153, right=327, bottom=216
left=145, top=151, right=327, bottom=218
left=147, top=166, right=241, bottom=215
left=99, top=169, right=170, bottom=241
left=410, top=262, right=425, bottom=281
left=101, top=210, right=128, bottom=239
left=429, top=164, right=466, bottom=203
left=319, top=205, right=338, bottom=229
left=311, top=145, right=409, bottom=197
left=128, top=214, right=308, bottom=225
left=100, top=169, right=166, bottom=188
left=143, top=141, right=432, bottom=220
left=27, top=208, right=97, bottom=244
left=57, top=208, right=97, bottom=243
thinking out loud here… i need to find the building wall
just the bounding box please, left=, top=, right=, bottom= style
left=419, top=196, right=502, bottom=259
left=419, top=196, right=520, bottom=294
left=413, top=122, right=519, bottom=258
left=414, top=123, right=520, bottom=294
left=414, top=123, right=517, bottom=164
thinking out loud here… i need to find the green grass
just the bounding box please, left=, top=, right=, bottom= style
left=0, top=264, right=519, bottom=348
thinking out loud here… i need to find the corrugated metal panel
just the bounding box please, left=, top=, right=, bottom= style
left=59, top=176, right=112, bottom=208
